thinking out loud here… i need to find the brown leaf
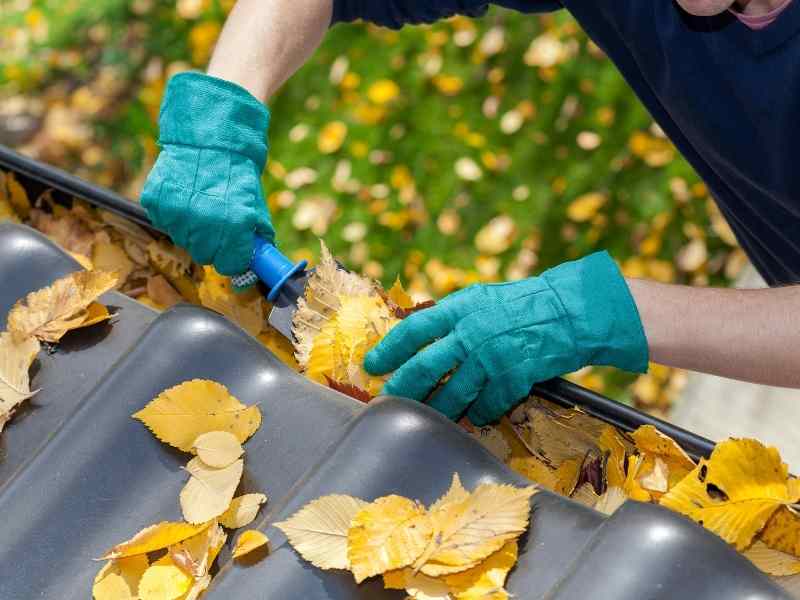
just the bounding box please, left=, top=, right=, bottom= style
left=324, top=376, right=372, bottom=403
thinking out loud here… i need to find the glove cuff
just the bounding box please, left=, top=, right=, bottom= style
left=158, top=72, right=270, bottom=169
left=543, top=251, right=649, bottom=373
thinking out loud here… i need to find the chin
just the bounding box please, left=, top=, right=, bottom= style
left=675, top=0, right=736, bottom=16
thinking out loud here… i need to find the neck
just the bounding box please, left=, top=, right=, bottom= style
left=736, top=0, right=789, bottom=15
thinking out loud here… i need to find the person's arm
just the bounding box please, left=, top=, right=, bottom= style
left=627, top=279, right=800, bottom=388
left=206, top=0, right=333, bottom=102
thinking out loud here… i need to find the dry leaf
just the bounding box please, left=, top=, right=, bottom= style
left=597, top=426, right=627, bottom=489
left=147, top=240, right=190, bottom=279
left=417, top=484, right=535, bottom=577
left=232, top=529, right=269, bottom=559
left=387, top=277, right=414, bottom=309
left=508, top=455, right=557, bottom=491
left=146, top=275, right=183, bottom=309
left=348, top=495, right=434, bottom=582
left=570, top=483, right=600, bottom=509
left=744, top=541, right=800, bottom=576
left=660, top=439, right=800, bottom=550
left=761, top=506, right=800, bottom=557
left=169, top=523, right=226, bottom=579
left=29, top=207, right=94, bottom=256
left=594, top=486, right=627, bottom=515
left=180, top=457, right=244, bottom=524
left=133, top=379, right=261, bottom=452
left=7, top=270, right=118, bottom=343
left=102, top=521, right=212, bottom=560
left=191, top=430, right=243, bottom=468
left=444, top=540, right=517, bottom=599
left=0, top=332, right=40, bottom=432
left=219, top=493, right=268, bottom=529
left=92, top=241, right=134, bottom=288
left=276, top=494, right=367, bottom=570
left=383, top=568, right=451, bottom=599
left=138, top=556, right=193, bottom=600
left=198, top=266, right=264, bottom=337
left=430, top=474, right=470, bottom=513
left=469, top=426, right=511, bottom=462
left=92, top=555, right=149, bottom=600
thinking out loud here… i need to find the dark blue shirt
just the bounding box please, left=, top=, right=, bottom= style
left=332, top=0, right=800, bottom=286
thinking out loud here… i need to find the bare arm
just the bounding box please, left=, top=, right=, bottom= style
left=207, top=0, right=333, bottom=102
left=627, top=278, right=800, bottom=387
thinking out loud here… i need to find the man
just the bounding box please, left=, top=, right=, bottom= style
left=142, top=0, right=800, bottom=426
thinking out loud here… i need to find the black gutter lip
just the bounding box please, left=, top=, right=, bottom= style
left=0, top=143, right=717, bottom=461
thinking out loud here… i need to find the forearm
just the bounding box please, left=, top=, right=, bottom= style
left=207, top=0, right=333, bottom=102
left=626, top=278, right=800, bottom=387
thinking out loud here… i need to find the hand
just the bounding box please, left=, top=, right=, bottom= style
left=364, top=251, right=649, bottom=425
left=141, top=72, right=275, bottom=276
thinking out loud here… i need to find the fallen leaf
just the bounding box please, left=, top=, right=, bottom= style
left=383, top=568, right=451, bottom=599
left=133, top=379, right=261, bottom=452
left=660, top=439, right=800, bottom=550
left=325, top=376, right=373, bottom=403
left=570, top=483, right=600, bottom=509
left=276, top=494, right=367, bottom=570
left=508, top=455, right=557, bottom=491
left=198, top=266, right=264, bottom=336
left=29, top=208, right=94, bottom=256
left=594, top=486, right=627, bottom=515
left=7, top=270, right=118, bottom=343
left=191, top=430, right=243, bottom=468
left=146, top=275, right=183, bottom=309
left=232, top=529, right=269, bottom=559
left=597, top=426, right=627, bottom=489
left=92, top=241, right=134, bottom=288
left=469, top=426, right=511, bottom=462
left=180, top=456, right=244, bottom=524
left=0, top=332, right=40, bottom=432
left=102, top=521, right=212, bottom=560
left=744, top=541, right=800, bottom=577
left=138, top=556, right=193, bottom=600
left=430, top=474, right=470, bottom=513
left=169, top=523, right=226, bottom=578
left=92, top=555, right=149, bottom=600
left=566, top=192, right=606, bottom=222
left=444, top=540, right=517, bottom=599
left=348, top=495, right=434, bottom=582
left=219, top=493, right=268, bottom=529
left=387, top=277, right=414, bottom=309
left=416, top=483, right=535, bottom=577
left=761, top=506, right=800, bottom=557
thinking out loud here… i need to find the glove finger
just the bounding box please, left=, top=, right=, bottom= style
left=467, top=361, right=536, bottom=426
left=427, top=353, right=486, bottom=421
left=364, top=305, right=452, bottom=375
left=186, top=191, right=226, bottom=265
left=382, top=334, right=465, bottom=402
left=213, top=201, right=256, bottom=276
left=253, top=203, right=276, bottom=245
left=155, top=180, right=192, bottom=248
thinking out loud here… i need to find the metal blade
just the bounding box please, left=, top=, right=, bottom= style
left=267, top=269, right=309, bottom=340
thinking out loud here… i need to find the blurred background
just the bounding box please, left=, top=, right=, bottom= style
left=0, top=1, right=754, bottom=421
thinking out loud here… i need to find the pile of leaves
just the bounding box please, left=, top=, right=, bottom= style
left=0, top=268, right=117, bottom=431
left=466, top=397, right=800, bottom=593
left=276, top=474, right=535, bottom=599
left=0, top=169, right=299, bottom=368
left=93, top=379, right=269, bottom=599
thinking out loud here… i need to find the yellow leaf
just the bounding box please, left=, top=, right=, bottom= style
left=383, top=568, right=451, bottom=599
left=276, top=494, right=367, bottom=570
left=631, top=424, right=695, bottom=481
left=597, top=426, right=627, bottom=489
left=169, top=523, right=226, bottom=578
left=92, top=241, right=134, bottom=288
left=191, top=430, right=243, bottom=468
left=660, top=439, right=800, bottom=550
left=29, top=206, right=94, bottom=256
left=638, top=455, right=669, bottom=495
left=198, top=266, right=265, bottom=337
left=257, top=327, right=300, bottom=371
left=147, top=240, right=191, bottom=279
left=570, top=483, right=600, bottom=509
left=347, top=495, right=434, bottom=583
left=102, top=521, right=212, bottom=560
left=552, top=458, right=581, bottom=496
left=6, top=172, right=30, bottom=219
left=507, top=455, right=557, bottom=491
left=622, top=455, right=652, bottom=503
left=745, top=541, right=800, bottom=577
left=594, top=486, right=627, bottom=515
left=133, top=379, right=261, bottom=452
left=417, top=483, right=535, bottom=577
left=7, top=270, right=118, bottom=343
left=92, top=555, right=149, bottom=600
left=232, top=529, right=269, bottom=559
left=444, top=541, right=517, bottom=599
left=72, top=301, right=111, bottom=330
left=69, top=251, right=94, bottom=270
left=146, top=275, right=183, bottom=310
left=0, top=332, right=40, bottom=432
left=566, top=192, right=606, bottom=222
left=219, top=493, right=268, bottom=529
left=180, top=456, right=244, bottom=524
left=318, top=121, right=348, bottom=154
left=387, top=277, right=414, bottom=309
left=138, top=557, right=193, bottom=600
left=474, top=215, right=516, bottom=255
left=430, top=473, right=470, bottom=513
left=761, top=506, right=800, bottom=557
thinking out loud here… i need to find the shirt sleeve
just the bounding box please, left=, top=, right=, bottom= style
left=331, top=0, right=562, bottom=29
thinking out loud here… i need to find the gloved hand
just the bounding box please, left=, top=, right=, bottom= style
left=141, top=72, right=274, bottom=276
left=364, top=251, right=649, bottom=425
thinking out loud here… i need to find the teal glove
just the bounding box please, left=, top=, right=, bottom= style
left=364, top=251, right=649, bottom=426
left=141, top=72, right=274, bottom=276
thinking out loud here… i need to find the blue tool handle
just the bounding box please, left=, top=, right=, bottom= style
left=230, top=236, right=307, bottom=301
